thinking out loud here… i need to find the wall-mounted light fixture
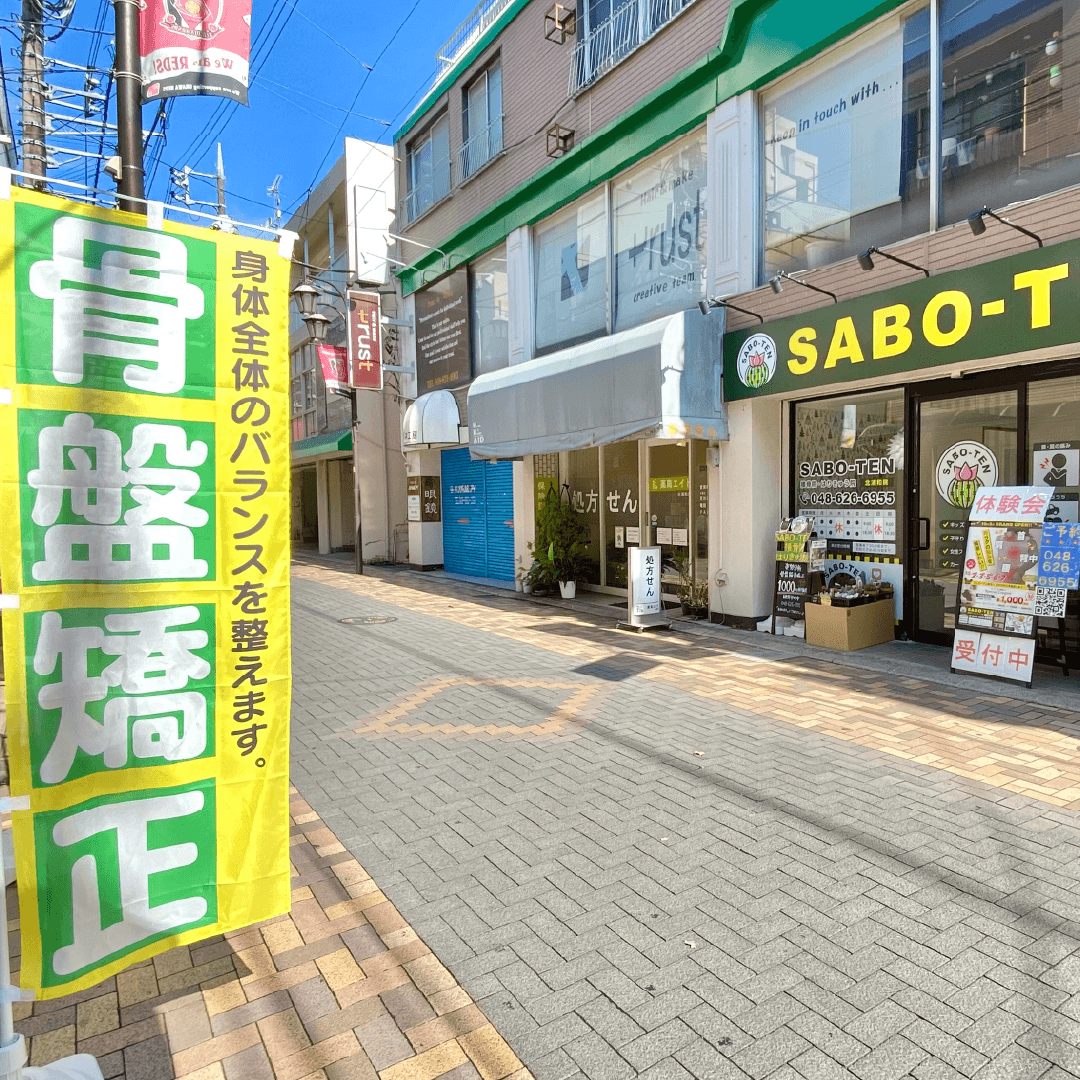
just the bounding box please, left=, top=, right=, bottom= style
left=769, top=270, right=837, bottom=303
left=857, top=246, right=928, bottom=277
left=698, top=297, right=763, bottom=323
left=967, top=206, right=1042, bottom=248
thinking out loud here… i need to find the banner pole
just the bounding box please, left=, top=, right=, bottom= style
left=112, top=0, right=145, bottom=212
left=0, top=817, right=25, bottom=1079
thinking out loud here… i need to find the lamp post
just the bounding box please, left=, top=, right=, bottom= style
left=291, top=277, right=364, bottom=575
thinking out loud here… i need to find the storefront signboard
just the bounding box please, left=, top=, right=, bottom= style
left=1037, top=521, right=1080, bottom=590
left=415, top=270, right=470, bottom=395
left=773, top=525, right=814, bottom=622
left=347, top=289, right=382, bottom=391
left=951, top=486, right=1048, bottom=685
left=629, top=546, right=662, bottom=617
left=724, top=238, right=1080, bottom=401
left=0, top=188, right=292, bottom=996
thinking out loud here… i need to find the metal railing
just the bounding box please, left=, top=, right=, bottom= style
left=435, top=0, right=515, bottom=81
left=402, top=157, right=453, bottom=224
left=458, top=114, right=504, bottom=180
left=568, top=0, right=698, bottom=96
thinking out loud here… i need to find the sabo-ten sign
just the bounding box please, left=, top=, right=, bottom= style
left=723, top=239, right=1080, bottom=401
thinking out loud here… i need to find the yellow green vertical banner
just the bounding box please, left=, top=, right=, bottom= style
left=0, top=187, right=292, bottom=999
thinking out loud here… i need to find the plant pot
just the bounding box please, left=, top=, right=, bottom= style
left=559, top=580, right=576, bottom=599
left=691, top=606, right=709, bottom=619
left=522, top=583, right=533, bottom=595
left=680, top=601, right=692, bottom=615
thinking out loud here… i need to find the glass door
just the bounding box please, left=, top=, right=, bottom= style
left=912, top=387, right=1019, bottom=644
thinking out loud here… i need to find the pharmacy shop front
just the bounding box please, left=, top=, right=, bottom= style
left=724, top=240, right=1080, bottom=645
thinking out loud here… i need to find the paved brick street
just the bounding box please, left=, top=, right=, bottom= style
left=289, top=564, right=1080, bottom=1080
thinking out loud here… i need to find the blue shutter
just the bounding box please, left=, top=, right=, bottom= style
left=484, top=460, right=515, bottom=582
left=441, top=449, right=515, bottom=582
left=441, top=447, right=487, bottom=578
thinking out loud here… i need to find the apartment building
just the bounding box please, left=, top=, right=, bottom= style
left=392, top=0, right=1080, bottom=646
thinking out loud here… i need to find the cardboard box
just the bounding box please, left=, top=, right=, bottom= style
left=805, top=597, right=896, bottom=652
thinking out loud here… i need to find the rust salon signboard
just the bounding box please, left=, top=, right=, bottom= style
left=724, top=239, right=1080, bottom=401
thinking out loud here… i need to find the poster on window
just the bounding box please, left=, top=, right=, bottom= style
left=613, top=129, right=707, bottom=332
left=0, top=187, right=292, bottom=997
left=140, top=0, right=252, bottom=105
left=763, top=18, right=903, bottom=241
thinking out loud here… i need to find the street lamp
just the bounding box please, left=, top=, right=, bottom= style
left=289, top=275, right=364, bottom=577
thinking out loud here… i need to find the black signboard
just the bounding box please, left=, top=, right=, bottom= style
left=415, top=270, right=471, bottom=395
left=773, top=527, right=816, bottom=624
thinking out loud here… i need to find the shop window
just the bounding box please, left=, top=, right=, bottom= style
left=1029, top=376, right=1080, bottom=523
left=602, top=442, right=639, bottom=587
left=405, top=114, right=451, bottom=224
left=762, top=5, right=930, bottom=277
left=534, top=191, right=608, bottom=352
left=470, top=244, right=509, bottom=376
left=940, top=0, right=1080, bottom=225
left=647, top=442, right=691, bottom=588
left=793, top=389, right=905, bottom=610
left=612, top=127, right=707, bottom=332
left=461, top=63, right=503, bottom=179
left=566, top=448, right=602, bottom=583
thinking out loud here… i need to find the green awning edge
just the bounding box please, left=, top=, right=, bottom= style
left=290, top=429, right=353, bottom=461
left=397, top=0, right=905, bottom=297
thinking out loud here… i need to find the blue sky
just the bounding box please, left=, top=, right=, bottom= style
left=0, top=0, right=467, bottom=228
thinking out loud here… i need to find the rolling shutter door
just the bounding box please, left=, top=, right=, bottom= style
left=441, top=447, right=487, bottom=578
left=484, top=460, right=515, bottom=582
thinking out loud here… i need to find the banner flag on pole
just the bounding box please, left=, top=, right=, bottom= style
left=0, top=187, right=291, bottom=999
left=139, top=0, right=252, bottom=106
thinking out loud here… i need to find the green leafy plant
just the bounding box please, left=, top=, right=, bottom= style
left=675, top=556, right=709, bottom=613
left=529, top=484, right=590, bottom=587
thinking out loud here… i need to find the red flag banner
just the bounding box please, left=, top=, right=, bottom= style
left=317, top=344, right=349, bottom=396
left=139, top=0, right=252, bottom=105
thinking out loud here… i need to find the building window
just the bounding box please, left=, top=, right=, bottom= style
left=762, top=5, right=930, bottom=277
left=470, top=244, right=509, bottom=376
left=940, top=0, right=1080, bottom=225
left=570, top=0, right=699, bottom=95
left=612, top=127, right=707, bottom=332
left=534, top=191, right=608, bottom=352
left=461, top=63, right=503, bottom=180
left=405, top=113, right=451, bottom=223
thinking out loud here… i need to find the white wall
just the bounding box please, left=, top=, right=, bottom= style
left=513, top=457, right=534, bottom=588
left=708, top=92, right=758, bottom=298
left=717, top=397, right=783, bottom=621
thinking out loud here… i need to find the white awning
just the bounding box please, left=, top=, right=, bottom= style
left=466, top=308, right=727, bottom=460
left=402, top=390, right=462, bottom=449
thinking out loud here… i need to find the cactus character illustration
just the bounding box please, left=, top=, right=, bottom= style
left=947, top=462, right=980, bottom=508
left=745, top=351, right=769, bottom=388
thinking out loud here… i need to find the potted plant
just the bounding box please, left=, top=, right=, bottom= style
left=529, top=485, right=589, bottom=598
left=676, top=557, right=710, bottom=618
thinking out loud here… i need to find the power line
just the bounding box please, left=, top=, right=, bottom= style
left=277, top=0, right=372, bottom=70
left=253, top=74, right=389, bottom=126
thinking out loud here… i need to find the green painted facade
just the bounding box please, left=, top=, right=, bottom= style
left=396, top=0, right=904, bottom=297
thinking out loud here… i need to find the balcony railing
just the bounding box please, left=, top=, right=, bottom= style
left=568, top=0, right=698, bottom=96
left=435, top=0, right=515, bottom=81
left=402, top=158, right=452, bottom=224
left=458, top=114, right=504, bottom=180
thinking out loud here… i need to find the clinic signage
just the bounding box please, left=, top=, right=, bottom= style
left=724, top=238, right=1080, bottom=401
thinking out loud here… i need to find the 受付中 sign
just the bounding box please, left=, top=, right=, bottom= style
left=0, top=188, right=292, bottom=998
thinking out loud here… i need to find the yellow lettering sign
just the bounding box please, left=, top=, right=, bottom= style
left=1014, top=263, right=1068, bottom=328
left=922, top=290, right=972, bottom=347
left=787, top=327, right=817, bottom=375
left=872, top=304, right=912, bottom=359
left=823, top=317, right=865, bottom=369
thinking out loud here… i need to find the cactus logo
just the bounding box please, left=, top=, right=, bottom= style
left=736, top=334, right=777, bottom=389
left=935, top=441, right=998, bottom=509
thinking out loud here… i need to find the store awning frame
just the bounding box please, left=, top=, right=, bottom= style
left=466, top=307, right=728, bottom=460
left=402, top=389, right=463, bottom=449
left=290, top=429, right=352, bottom=461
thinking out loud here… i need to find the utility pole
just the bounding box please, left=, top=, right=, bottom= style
left=216, top=142, right=226, bottom=217
left=113, top=0, right=144, bottom=210
left=20, top=0, right=45, bottom=185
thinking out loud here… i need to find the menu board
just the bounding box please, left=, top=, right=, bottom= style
left=951, top=487, right=1049, bottom=685
left=773, top=522, right=815, bottom=622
